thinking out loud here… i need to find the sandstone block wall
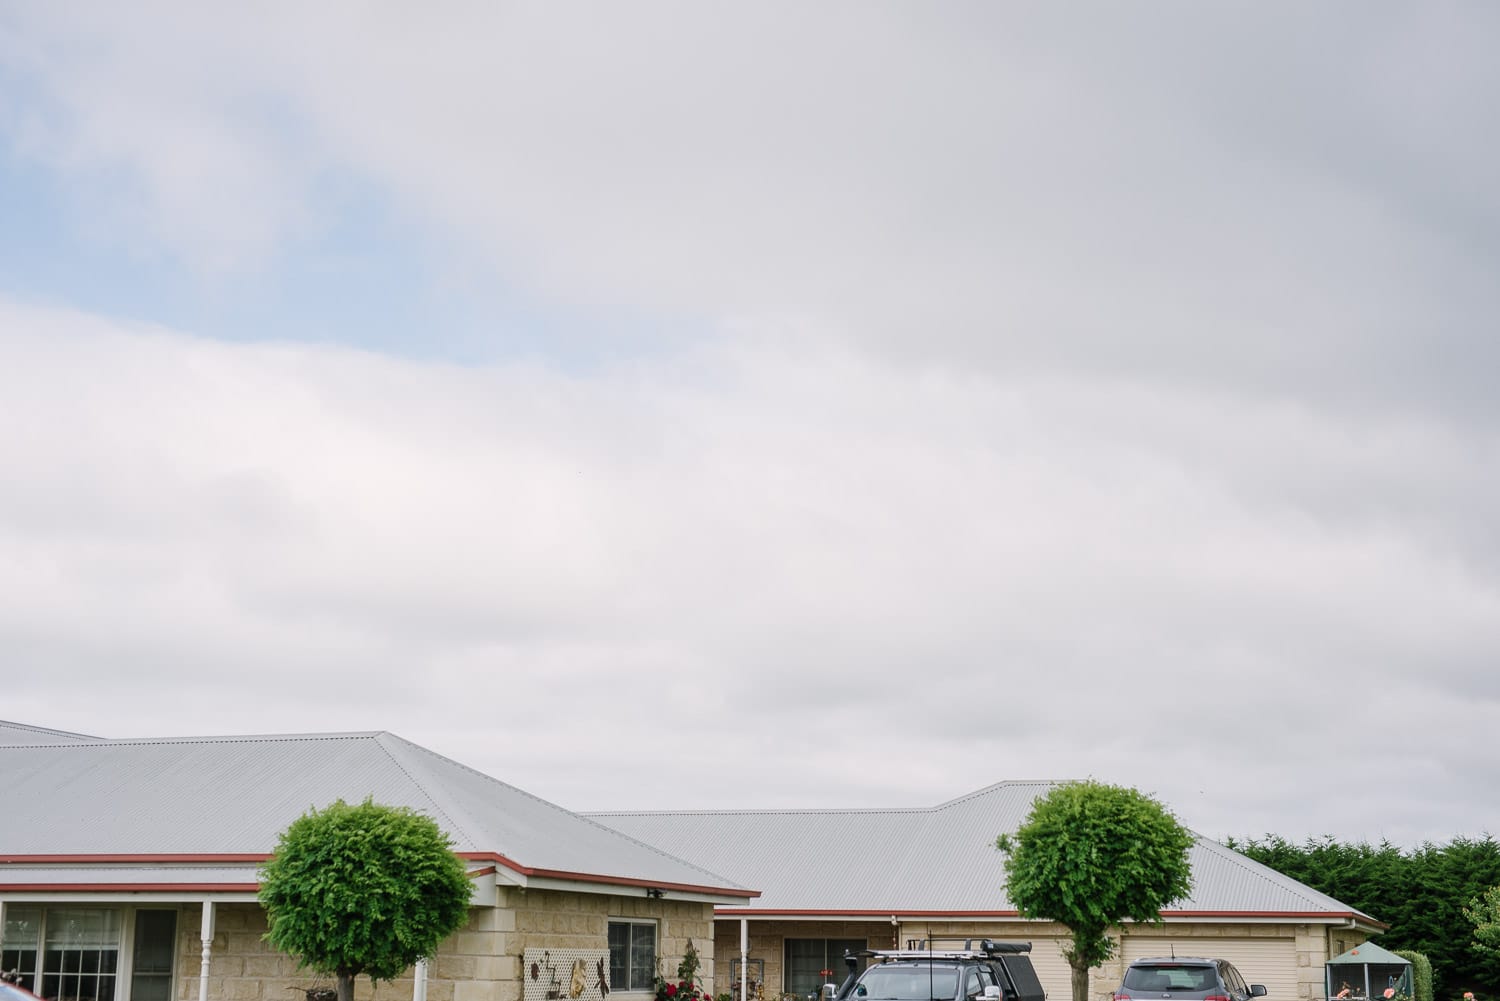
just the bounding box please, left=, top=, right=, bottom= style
left=174, top=892, right=714, bottom=1001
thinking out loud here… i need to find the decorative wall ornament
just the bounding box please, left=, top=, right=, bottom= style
left=524, top=949, right=611, bottom=1001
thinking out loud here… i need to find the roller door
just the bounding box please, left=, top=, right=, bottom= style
left=1017, top=937, right=1074, bottom=1001
left=1122, top=938, right=1298, bottom=1001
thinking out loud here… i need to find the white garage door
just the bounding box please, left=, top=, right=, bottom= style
left=1122, top=938, right=1298, bottom=1001
left=1020, top=937, right=1075, bottom=1001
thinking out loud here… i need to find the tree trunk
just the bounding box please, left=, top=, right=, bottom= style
left=336, top=972, right=356, bottom=1001
left=1070, top=956, right=1091, bottom=1001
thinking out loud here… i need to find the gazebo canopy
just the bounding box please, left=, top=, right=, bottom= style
left=1328, top=943, right=1411, bottom=967
left=1327, top=941, right=1412, bottom=1001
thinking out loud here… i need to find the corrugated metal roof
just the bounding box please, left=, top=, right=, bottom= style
left=590, top=780, right=1372, bottom=919
left=0, top=720, right=104, bottom=744
left=0, top=731, right=747, bottom=896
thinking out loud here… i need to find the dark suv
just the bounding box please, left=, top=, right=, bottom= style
left=839, top=940, right=1046, bottom=1001
left=1114, top=958, right=1267, bottom=1001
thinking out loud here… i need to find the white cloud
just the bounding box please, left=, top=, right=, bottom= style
left=3, top=301, right=1497, bottom=843
left=2, top=2, right=1498, bottom=851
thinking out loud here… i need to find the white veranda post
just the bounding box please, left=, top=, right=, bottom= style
left=199, top=901, right=216, bottom=1001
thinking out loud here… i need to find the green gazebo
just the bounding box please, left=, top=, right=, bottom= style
left=1326, top=942, right=1413, bottom=1001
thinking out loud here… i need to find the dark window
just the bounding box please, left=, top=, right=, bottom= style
left=997, top=959, right=1043, bottom=1001
left=41, top=909, right=121, bottom=1001
left=784, top=940, right=866, bottom=999
left=2, top=906, right=42, bottom=993
left=854, top=965, right=959, bottom=1001
left=608, top=920, right=656, bottom=993
left=129, top=912, right=177, bottom=1001
left=1123, top=966, right=1216, bottom=993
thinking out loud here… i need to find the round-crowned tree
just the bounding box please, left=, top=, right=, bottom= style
left=997, top=781, right=1194, bottom=1001
left=259, top=798, right=473, bottom=1001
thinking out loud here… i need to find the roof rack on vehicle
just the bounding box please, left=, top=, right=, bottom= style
left=899, top=939, right=1033, bottom=956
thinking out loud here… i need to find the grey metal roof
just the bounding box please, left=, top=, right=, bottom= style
left=589, top=780, right=1373, bottom=919
left=0, top=720, right=104, bottom=744
left=0, top=731, right=748, bottom=896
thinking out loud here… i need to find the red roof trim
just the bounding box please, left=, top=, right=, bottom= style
left=710, top=908, right=1373, bottom=920
left=458, top=852, right=757, bottom=898
left=714, top=909, right=1023, bottom=917
left=0, top=853, right=755, bottom=899
left=0, top=854, right=268, bottom=864
left=0, top=883, right=259, bottom=893
left=1163, top=910, right=1370, bottom=919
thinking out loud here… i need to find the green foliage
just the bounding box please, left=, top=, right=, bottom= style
left=655, top=940, right=712, bottom=1001
left=677, top=940, right=703, bottom=983
left=1229, top=835, right=1500, bottom=996
left=1466, top=887, right=1500, bottom=964
left=997, top=781, right=1194, bottom=1001
left=259, top=798, right=473, bottom=991
left=1394, top=951, right=1432, bottom=1001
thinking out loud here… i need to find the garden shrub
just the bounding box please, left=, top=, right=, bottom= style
left=1395, top=950, right=1433, bottom=1001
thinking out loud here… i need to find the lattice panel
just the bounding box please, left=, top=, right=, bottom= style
left=524, top=948, right=613, bottom=1001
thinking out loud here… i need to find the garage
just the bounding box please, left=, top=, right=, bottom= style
left=1010, top=937, right=1074, bottom=1001
left=1122, top=937, right=1298, bottom=1001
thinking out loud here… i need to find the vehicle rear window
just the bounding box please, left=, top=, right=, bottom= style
left=857, top=967, right=960, bottom=1000
left=1123, top=966, right=1217, bottom=992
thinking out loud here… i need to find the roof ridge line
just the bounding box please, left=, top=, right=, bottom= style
left=931, top=779, right=1062, bottom=810
left=378, top=737, right=749, bottom=891
left=588, top=806, right=938, bottom=819
left=0, top=720, right=105, bottom=742
left=368, top=734, right=488, bottom=850
left=589, top=780, right=1068, bottom=819
left=3, top=731, right=386, bottom=749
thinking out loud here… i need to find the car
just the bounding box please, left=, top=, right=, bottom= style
left=0, top=980, right=45, bottom=1001
left=1113, top=958, right=1267, bottom=1001
left=837, top=940, right=1046, bottom=1001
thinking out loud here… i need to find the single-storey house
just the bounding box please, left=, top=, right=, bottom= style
left=0, top=725, right=750, bottom=1001
left=1, top=724, right=1378, bottom=1001
left=590, top=786, right=1382, bottom=1001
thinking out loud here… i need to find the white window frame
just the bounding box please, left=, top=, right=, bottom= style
left=607, top=918, right=658, bottom=996
left=0, top=905, right=179, bottom=1001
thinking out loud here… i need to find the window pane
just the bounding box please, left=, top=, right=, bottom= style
left=784, top=940, right=865, bottom=1000
left=608, top=921, right=656, bottom=993
left=40, top=909, right=120, bottom=1001
left=10, top=908, right=38, bottom=1000
left=629, top=925, right=655, bottom=992
left=131, top=911, right=177, bottom=1001
left=609, top=923, right=630, bottom=993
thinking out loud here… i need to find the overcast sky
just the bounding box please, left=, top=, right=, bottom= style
left=2, top=4, right=1497, bottom=849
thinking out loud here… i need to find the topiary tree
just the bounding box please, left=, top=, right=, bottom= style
left=259, top=798, right=474, bottom=1001
left=997, top=780, right=1195, bottom=1001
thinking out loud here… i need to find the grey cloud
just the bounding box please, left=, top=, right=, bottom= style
left=6, top=4, right=1499, bottom=418
left=2, top=4, right=1498, bottom=846
left=5, top=307, right=1497, bottom=843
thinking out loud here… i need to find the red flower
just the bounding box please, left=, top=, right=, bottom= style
left=666, top=987, right=677, bottom=997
